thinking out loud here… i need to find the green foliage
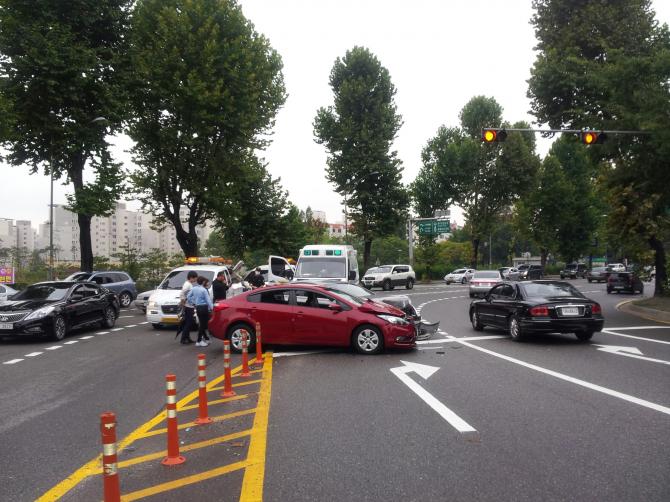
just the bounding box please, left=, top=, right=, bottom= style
left=0, top=0, right=132, bottom=271
left=127, top=0, right=286, bottom=257
left=413, top=240, right=473, bottom=280
left=528, top=0, right=670, bottom=295
left=314, top=46, right=409, bottom=268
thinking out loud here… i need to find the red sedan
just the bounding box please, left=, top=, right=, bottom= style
left=208, top=283, right=416, bottom=355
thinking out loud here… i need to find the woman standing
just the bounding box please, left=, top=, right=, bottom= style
left=187, top=276, right=213, bottom=347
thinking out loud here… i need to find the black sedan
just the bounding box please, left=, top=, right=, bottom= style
left=469, top=281, right=604, bottom=342
left=0, top=281, right=119, bottom=341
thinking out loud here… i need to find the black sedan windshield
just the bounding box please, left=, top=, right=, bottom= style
left=12, top=283, right=71, bottom=301
left=521, top=282, right=584, bottom=298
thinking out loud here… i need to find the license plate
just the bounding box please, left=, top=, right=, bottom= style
left=561, top=307, right=579, bottom=316
left=0, top=322, right=13, bottom=330
left=161, top=317, right=179, bottom=324
left=613, top=286, right=623, bottom=290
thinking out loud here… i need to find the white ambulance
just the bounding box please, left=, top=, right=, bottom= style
left=294, top=245, right=359, bottom=284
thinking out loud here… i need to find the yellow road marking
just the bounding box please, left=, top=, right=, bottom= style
left=139, top=408, right=257, bottom=438
left=240, top=353, right=273, bottom=502
left=179, top=393, right=253, bottom=411
left=37, top=363, right=245, bottom=501
left=120, top=460, right=249, bottom=501
left=91, top=430, right=252, bottom=474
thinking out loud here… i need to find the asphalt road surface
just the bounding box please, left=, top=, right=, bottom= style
left=1, top=279, right=668, bottom=501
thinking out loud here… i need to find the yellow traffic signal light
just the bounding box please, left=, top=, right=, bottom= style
left=481, top=128, right=507, bottom=143
left=580, top=130, right=606, bottom=145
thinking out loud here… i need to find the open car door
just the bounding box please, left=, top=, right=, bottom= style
left=268, top=255, right=293, bottom=283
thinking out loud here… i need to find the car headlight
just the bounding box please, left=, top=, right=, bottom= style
left=25, top=306, right=56, bottom=321
left=148, top=301, right=157, bottom=308
left=377, top=314, right=409, bottom=325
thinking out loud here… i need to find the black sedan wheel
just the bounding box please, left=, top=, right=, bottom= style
left=575, top=330, right=594, bottom=342
left=470, top=310, right=484, bottom=331
left=103, top=307, right=116, bottom=328
left=118, top=292, right=132, bottom=308
left=52, top=315, right=67, bottom=341
left=352, top=325, right=383, bottom=355
left=509, top=316, right=525, bottom=342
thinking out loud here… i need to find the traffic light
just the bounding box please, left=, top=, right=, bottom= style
left=481, top=128, right=507, bottom=143
left=580, top=130, right=606, bottom=145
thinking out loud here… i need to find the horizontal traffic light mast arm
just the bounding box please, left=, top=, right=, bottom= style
left=482, top=127, right=648, bottom=135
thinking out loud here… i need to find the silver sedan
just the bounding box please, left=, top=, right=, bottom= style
left=469, top=270, right=503, bottom=298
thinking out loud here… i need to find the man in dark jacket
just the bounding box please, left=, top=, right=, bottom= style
left=212, top=270, right=229, bottom=301
left=249, top=267, right=265, bottom=288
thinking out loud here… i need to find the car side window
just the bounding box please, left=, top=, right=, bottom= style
left=71, top=285, right=86, bottom=299
left=82, top=284, right=100, bottom=298
left=501, top=285, right=515, bottom=299
left=258, top=289, right=290, bottom=305
left=489, top=285, right=505, bottom=299
left=294, top=290, right=337, bottom=309
left=0, top=286, right=5, bottom=293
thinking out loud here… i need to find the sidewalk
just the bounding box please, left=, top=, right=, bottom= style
left=617, top=296, right=670, bottom=324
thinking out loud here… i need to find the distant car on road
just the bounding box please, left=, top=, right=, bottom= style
left=444, top=268, right=475, bottom=285
left=514, top=264, right=544, bottom=280
left=607, top=263, right=626, bottom=272
left=65, top=271, right=137, bottom=308
left=208, top=283, right=416, bottom=355
left=361, top=264, right=415, bottom=290
left=586, top=267, right=610, bottom=283
left=607, top=272, right=644, bottom=295
left=469, top=280, right=604, bottom=342
left=0, top=284, right=18, bottom=301
left=499, top=267, right=518, bottom=280
left=469, top=270, right=503, bottom=298
left=135, top=290, right=155, bottom=313
left=0, top=281, right=119, bottom=340
left=560, top=262, right=587, bottom=279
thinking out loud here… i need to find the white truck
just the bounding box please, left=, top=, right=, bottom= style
left=294, top=245, right=359, bottom=284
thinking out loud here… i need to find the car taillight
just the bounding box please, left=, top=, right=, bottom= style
left=213, top=302, right=229, bottom=312
left=591, top=303, right=601, bottom=315
left=529, top=306, right=549, bottom=316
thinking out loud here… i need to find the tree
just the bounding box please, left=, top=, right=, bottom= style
left=0, top=0, right=131, bottom=272
left=127, top=0, right=286, bottom=257
left=527, top=0, right=670, bottom=295
left=314, top=46, right=409, bottom=269
left=419, top=97, right=539, bottom=267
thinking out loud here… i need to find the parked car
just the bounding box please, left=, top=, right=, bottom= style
left=135, top=290, right=155, bottom=313
left=361, top=264, right=415, bottom=290
left=560, top=262, right=588, bottom=279
left=0, top=281, right=119, bottom=340
left=499, top=267, right=518, bottom=280
left=607, top=272, right=644, bottom=294
left=444, top=268, right=475, bottom=285
left=515, top=264, right=544, bottom=280
left=586, top=267, right=610, bottom=283
left=65, top=271, right=137, bottom=308
left=0, top=284, right=18, bottom=301
left=469, top=270, right=503, bottom=298
left=469, top=280, right=604, bottom=342
left=208, top=283, right=417, bottom=355
left=607, top=263, right=626, bottom=272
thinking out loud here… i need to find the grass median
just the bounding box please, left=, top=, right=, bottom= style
left=633, top=296, right=670, bottom=313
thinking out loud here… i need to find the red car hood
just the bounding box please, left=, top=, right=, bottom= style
left=362, top=299, right=406, bottom=317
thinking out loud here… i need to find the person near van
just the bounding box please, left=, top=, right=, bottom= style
left=212, top=270, right=229, bottom=301
left=177, top=271, right=198, bottom=344
left=249, top=267, right=265, bottom=288
left=187, top=276, right=213, bottom=347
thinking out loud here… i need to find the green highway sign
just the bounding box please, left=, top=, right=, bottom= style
left=417, top=219, right=450, bottom=235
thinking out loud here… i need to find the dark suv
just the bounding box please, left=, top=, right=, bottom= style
left=560, top=262, right=587, bottom=279
left=65, top=271, right=137, bottom=308
left=606, top=272, right=644, bottom=295
left=518, top=264, right=544, bottom=280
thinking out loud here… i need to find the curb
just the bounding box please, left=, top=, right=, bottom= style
left=616, top=299, right=670, bottom=324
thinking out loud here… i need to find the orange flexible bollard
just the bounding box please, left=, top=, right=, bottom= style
left=161, top=374, right=185, bottom=465
left=195, top=354, right=212, bottom=425
left=100, top=412, right=121, bottom=502
left=221, top=340, right=236, bottom=397
left=240, top=330, right=251, bottom=377
left=254, top=321, right=263, bottom=364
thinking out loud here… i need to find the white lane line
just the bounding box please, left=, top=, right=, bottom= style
left=124, top=324, right=137, bottom=328
left=605, top=326, right=669, bottom=331
left=3, top=358, right=24, bottom=365
left=111, top=328, right=123, bottom=332
left=447, top=335, right=670, bottom=416
left=139, top=322, right=149, bottom=325
left=64, top=341, right=78, bottom=345
left=24, top=352, right=43, bottom=357
left=602, top=329, right=670, bottom=345
left=417, top=335, right=507, bottom=345
left=78, top=336, right=94, bottom=340
left=96, top=331, right=110, bottom=335
left=119, top=315, right=135, bottom=318
left=45, top=346, right=62, bottom=350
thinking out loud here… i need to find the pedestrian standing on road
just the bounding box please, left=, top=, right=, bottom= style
left=177, top=270, right=198, bottom=344
left=249, top=267, right=265, bottom=289
left=212, top=270, right=229, bottom=301
left=187, top=276, right=213, bottom=347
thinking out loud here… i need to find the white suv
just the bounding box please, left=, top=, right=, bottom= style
left=361, top=264, right=415, bottom=290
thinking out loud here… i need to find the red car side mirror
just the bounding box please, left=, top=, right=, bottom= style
left=328, top=302, right=342, bottom=312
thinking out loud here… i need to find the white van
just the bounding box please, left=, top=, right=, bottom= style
left=146, top=257, right=233, bottom=329
left=294, top=245, right=359, bottom=284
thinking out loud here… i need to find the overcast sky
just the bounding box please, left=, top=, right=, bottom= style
left=2, top=0, right=669, bottom=228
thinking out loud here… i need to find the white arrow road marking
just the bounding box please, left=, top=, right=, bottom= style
left=24, top=352, right=43, bottom=357
left=3, top=359, right=23, bottom=365
left=602, top=328, right=670, bottom=345
left=594, top=344, right=670, bottom=365
left=446, top=336, right=670, bottom=416
left=390, top=360, right=478, bottom=438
